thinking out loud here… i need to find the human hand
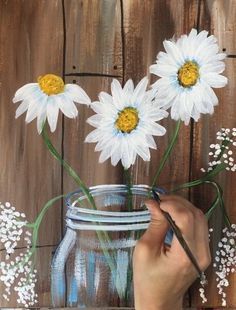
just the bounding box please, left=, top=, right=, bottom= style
left=133, top=195, right=211, bottom=310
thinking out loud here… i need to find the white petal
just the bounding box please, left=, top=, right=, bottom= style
left=163, top=40, right=184, bottom=65
left=15, top=101, right=29, bottom=118
left=111, top=79, right=124, bottom=109
left=203, top=73, right=228, bottom=88
left=37, top=110, right=47, bottom=134
left=200, top=62, right=225, bottom=74
left=145, top=135, right=157, bottom=149
left=123, top=79, right=134, bottom=93
left=34, top=96, right=48, bottom=133
left=13, top=83, right=39, bottom=103
left=65, top=84, right=91, bottom=105
left=133, top=77, right=148, bottom=96
left=188, top=28, right=198, bottom=39
left=57, top=94, right=78, bottom=118
left=99, top=146, right=113, bottom=163
left=120, top=138, right=132, bottom=169
left=86, top=114, right=103, bottom=127
left=90, top=101, right=104, bottom=114
left=147, top=122, right=167, bottom=136
left=85, top=129, right=101, bottom=143
left=134, top=144, right=150, bottom=162
left=110, top=143, right=122, bottom=166
left=47, top=99, right=60, bottom=132
left=25, top=101, right=41, bottom=123
left=150, top=63, right=177, bottom=78
left=99, top=92, right=113, bottom=105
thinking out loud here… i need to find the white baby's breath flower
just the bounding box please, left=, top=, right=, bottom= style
left=85, top=77, right=168, bottom=169
left=0, top=202, right=37, bottom=307
left=0, top=202, right=29, bottom=256
left=150, top=29, right=228, bottom=124
left=213, top=225, right=236, bottom=307
left=13, top=74, right=91, bottom=134
left=201, top=128, right=236, bottom=173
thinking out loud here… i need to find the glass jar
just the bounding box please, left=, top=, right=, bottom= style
left=51, top=184, right=172, bottom=308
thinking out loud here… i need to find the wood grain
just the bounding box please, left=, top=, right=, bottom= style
left=189, top=0, right=236, bottom=307
left=0, top=0, right=64, bottom=307
left=0, top=0, right=236, bottom=308
left=0, top=0, right=63, bottom=247
left=63, top=0, right=123, bottom=195
left=122, top=0, right=199, bottom=193
left=62, top=1, right=124, bottom=307
left=121, top=1, right=199, bottom=307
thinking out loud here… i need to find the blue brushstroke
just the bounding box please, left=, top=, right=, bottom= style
left=67, top=276, right=78, bottom=306
left=87, top=251, right=95, bottom=299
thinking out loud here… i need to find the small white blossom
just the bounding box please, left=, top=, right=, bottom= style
left=0, top=202, right=38, bottom=307
left=213, top=224, right=236, bottom=306
left=200, top=128, right=236, bottom=173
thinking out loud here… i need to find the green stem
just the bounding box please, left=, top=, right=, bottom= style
left=151, top=120, right=181, bottom=188
left=41, top=126, right=126, bottom=298
left=41, top=125, right=96, bottom=209
left=124, top=168, right=133, bottom=212
left=172, top=178, right=231, bottom=227
left=205, top=195, right=219, bottom=220
left=172, top=162, right=227, bottom=193
left=172, top=179, right=204, bottom=192
left=204, top=181, right=231, bottom=227
left=14, top=195, right=65, bottom=270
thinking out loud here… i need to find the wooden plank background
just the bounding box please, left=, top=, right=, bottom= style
left=0, top=0, right=235, bottom=308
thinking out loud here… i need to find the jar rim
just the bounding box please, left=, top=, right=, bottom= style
left=65, top=184, right=165, bottom=228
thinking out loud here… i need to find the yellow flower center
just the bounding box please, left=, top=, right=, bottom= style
left=178, top=61, right=199, bottom=87
left=115, top=107, right=139, bottom=133
left=38, top=74, right=65, bottom=95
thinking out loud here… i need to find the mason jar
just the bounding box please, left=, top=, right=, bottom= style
left=51, top=184, right=172, bottom=308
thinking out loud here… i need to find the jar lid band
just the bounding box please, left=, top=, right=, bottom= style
left=66, top=219, right=149, bottom=231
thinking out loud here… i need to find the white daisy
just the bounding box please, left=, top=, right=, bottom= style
left=150, top=28, right=228, bottom=125
left=13, top=74, right=91, bottom=133
left=85, top=77, right=168, bottom=169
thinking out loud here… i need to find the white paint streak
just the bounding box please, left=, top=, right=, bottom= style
left=74, top=249, right=87, bottom=290
left=115, top=250, right=129, bottom=297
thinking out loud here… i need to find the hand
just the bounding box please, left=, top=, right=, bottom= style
left=133, top=195, right=211, bottom=310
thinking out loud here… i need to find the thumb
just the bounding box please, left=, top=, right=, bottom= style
left=140, top=199, right=169, bottom=253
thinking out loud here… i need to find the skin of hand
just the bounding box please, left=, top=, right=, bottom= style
left=133, top=195, right=211, bottom=310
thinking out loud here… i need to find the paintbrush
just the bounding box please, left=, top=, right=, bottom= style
left=152, top=189, right=207, bottom=284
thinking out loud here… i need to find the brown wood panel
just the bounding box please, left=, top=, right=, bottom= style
left=61, top=2, right=124, bottom=307
left=0, top=0, right=63, bottom=246
left=121, top=1, right=201, bottom=308
left=189, top=0, right=236, bottom=307
left=122, top=0, right=198, bottom=192
left=63, top=0, right=123, bottom=194
left=199, top=0, right=236, bottom=55
left=0, top=0, right=64, bottom=307
left=0, top=0, right=235, bottom=308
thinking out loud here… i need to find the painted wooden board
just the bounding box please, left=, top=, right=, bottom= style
left=121, top=0, right=197, bottom=191
left=62, top=1, right=124, bottom=307
left=63, top=0, right=123, bottom=194
left=189, top=0, right=236, bottom=308
left=0, top=0, right=236, bottom=308
left=0, top=0, right=63, bottom=247
left=121, top=0, right=199, bottom=308
left=0, top=0, right=63, bottom=308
